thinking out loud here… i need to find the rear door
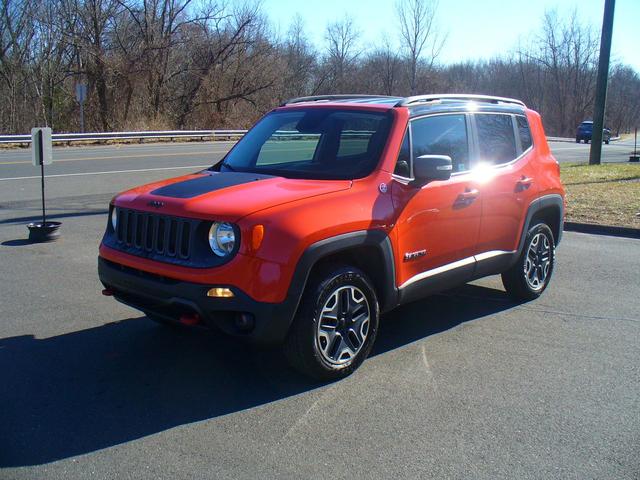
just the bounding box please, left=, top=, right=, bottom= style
left=473, top=113, right=539, bottom=262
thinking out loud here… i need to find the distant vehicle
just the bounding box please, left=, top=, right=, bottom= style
left=576, top=121, right=611, bottom=144
left=99, top=93, right=565, bottom=380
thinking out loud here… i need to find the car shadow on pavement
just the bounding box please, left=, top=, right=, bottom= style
left=0, top=283, right=518, bottom=467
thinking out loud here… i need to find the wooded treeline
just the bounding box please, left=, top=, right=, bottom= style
left=1, top=0, right=638, bottom=136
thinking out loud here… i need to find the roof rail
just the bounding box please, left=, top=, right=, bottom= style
left=396, top=94, right=526, bottom=108
left=282, top=94, right=398, bottom=106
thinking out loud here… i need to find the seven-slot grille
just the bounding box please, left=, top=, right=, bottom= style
left=115, top=208, right=193, bottom=259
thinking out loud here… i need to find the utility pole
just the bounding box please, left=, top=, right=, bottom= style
left=589, top=0, right=615, bottom=165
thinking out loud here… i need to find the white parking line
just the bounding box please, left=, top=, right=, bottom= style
left=0, top=165, right=210, bottom=181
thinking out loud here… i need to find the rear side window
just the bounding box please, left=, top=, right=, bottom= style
left=517, top=116, right=533, bottom=151
left=411, top=114, right=469, bottom=172
left=476, top=114, right=517, bottom=165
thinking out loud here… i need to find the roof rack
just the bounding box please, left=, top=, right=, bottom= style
left=281, top=94, right=399, bottom=106
left=396, top=94, right=526, bottom=108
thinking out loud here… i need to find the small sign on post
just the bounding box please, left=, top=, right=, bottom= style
left=76, top=83, right=87, bottom=133
left=31, top=127, right=53, bottom=166
left=27, top=127, right=61, bottom=242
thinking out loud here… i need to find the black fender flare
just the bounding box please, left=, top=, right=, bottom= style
left=280, top=230, right=398, bottom=328
left=515, top=194, right=564, bottom=259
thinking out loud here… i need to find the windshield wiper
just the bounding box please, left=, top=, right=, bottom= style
left=220, top=161, right=236, bottom=172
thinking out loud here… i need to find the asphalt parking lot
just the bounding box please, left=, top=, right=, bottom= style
left=0, top=142, right=639, bottom=479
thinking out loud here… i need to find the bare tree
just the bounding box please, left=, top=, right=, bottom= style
left=323, top=15, right=359, bottom=93
left=280, top=14, right=317, bottom=99
left=396, top=0, right=445, bottom=94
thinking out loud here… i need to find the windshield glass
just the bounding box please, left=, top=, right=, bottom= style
left=217, top=108, right=393, bottom=180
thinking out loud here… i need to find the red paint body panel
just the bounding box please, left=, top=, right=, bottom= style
left=390, top=172, right=482, bottom=287
left=99, top=100, right=565, bottom=310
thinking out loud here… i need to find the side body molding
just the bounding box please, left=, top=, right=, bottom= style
left=397, top=193, right=565, bottom=306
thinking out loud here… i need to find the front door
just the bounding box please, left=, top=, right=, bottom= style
left=391, top=113, right=482, bottom=290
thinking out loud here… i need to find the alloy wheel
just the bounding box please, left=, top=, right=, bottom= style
left=316, top=286, right=371, bottom=365
left=524, top=232, right=552, bottom=290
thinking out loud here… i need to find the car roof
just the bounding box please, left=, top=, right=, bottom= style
left=279, top=94, right=528, bottom=116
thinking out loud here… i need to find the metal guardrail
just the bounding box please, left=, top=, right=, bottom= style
left=0, top=130, right=249, bottom=145
left=1, top=130, right=619, bottom=145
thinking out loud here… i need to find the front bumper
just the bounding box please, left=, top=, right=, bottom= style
left=98, top=257, right=297, bottom=345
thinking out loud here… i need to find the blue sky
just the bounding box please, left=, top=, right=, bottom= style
left=263, top=0, right=639, bottom=71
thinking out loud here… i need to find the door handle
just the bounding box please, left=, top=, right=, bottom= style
left=455, top=188, right=479, bottom=206
left=516, top=176, right=534, bottom=191
left=458, top=188, right=479, bottom=200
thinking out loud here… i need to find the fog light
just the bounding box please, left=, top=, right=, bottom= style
left=207, top=287, right=234, bottom=298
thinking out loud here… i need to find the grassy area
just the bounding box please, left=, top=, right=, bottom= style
left=561, top=163, right=640, bottom=228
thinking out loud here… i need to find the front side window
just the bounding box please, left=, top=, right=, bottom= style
left=411, top=114, right=469, bottom=173
left=393, top=130, right=411, bottom=177
left=476, top=114, right=517, bottom=165
left=219, top=109, right=392, bottom=180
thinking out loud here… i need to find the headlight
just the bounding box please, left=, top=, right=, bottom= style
left=110, top=208, right=118, bottom=231
left=208, top=222, right=236, bottom=256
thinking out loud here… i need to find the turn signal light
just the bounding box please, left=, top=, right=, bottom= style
left=251, top=224, right=265, bottom=251
left=207, top=287, right=234, bottom=298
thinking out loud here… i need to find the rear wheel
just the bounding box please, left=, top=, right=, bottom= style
left=502, top=223, right=555, bottom=301
left=284, top=265, right=379, bottom=381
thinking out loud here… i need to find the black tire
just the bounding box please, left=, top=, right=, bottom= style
left=605, top=139, right=610, bottom=145
left=502, top=223, right=555, bottom=301
left=284, top=265, right=379, bottom=381
left=575, top=137, right=580, bottom=143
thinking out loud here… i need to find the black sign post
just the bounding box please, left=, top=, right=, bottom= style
left=27, top=127, right=61, bottom=242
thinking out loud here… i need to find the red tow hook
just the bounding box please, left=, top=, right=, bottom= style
left=179, top=313, right=201, bottom=326
left=101, top=288, right=115, bottom=296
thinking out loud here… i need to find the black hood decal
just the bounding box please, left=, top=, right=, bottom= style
left=150, top=171, right=274, bottom=199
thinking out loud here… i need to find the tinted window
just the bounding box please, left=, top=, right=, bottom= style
left=516, top=116, right=532, bottom=151
left=220, top=109, right=392, bottom=180
left=411, top=114, right=469, bottom=172
left=476, top=114, right=517, bottom=165
left=257, top=122, right=320, bottom=165
left=394, top=130, right=411, bottom=177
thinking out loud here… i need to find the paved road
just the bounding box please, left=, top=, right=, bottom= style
left=549, top=138, right=636, bottom=164
left=0, top=142, right=639, bottom=478
left=0, top=138, right=636, bottom=189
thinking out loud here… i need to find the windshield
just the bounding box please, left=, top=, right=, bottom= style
left=216, top=108, right=393, bottom=180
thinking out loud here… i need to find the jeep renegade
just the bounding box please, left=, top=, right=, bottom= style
left=99, top=94, right=566, bottom=380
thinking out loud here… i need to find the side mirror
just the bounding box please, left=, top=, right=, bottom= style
left=413, top=155, right=453, bottom=185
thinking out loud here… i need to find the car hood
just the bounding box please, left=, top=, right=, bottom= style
left=113, top=170, right=352, bottom=222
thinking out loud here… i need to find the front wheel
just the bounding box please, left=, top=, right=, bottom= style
left=502, top=223, right=555, bottom=301
left=284, top=265, right=379, bottom=381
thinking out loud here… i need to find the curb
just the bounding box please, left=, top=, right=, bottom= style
left=564, top=222, right=640, bottom=239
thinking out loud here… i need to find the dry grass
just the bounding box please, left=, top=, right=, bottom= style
left=561, top=163, right=640, bottom=228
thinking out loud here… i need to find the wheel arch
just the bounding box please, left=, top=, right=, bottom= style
left=286, top=230, right=398, bottom=319
left=516, top=194, right=564, bottom=258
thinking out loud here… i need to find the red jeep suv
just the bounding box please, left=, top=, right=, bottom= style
left=99, top=94, right=565, bottom=380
